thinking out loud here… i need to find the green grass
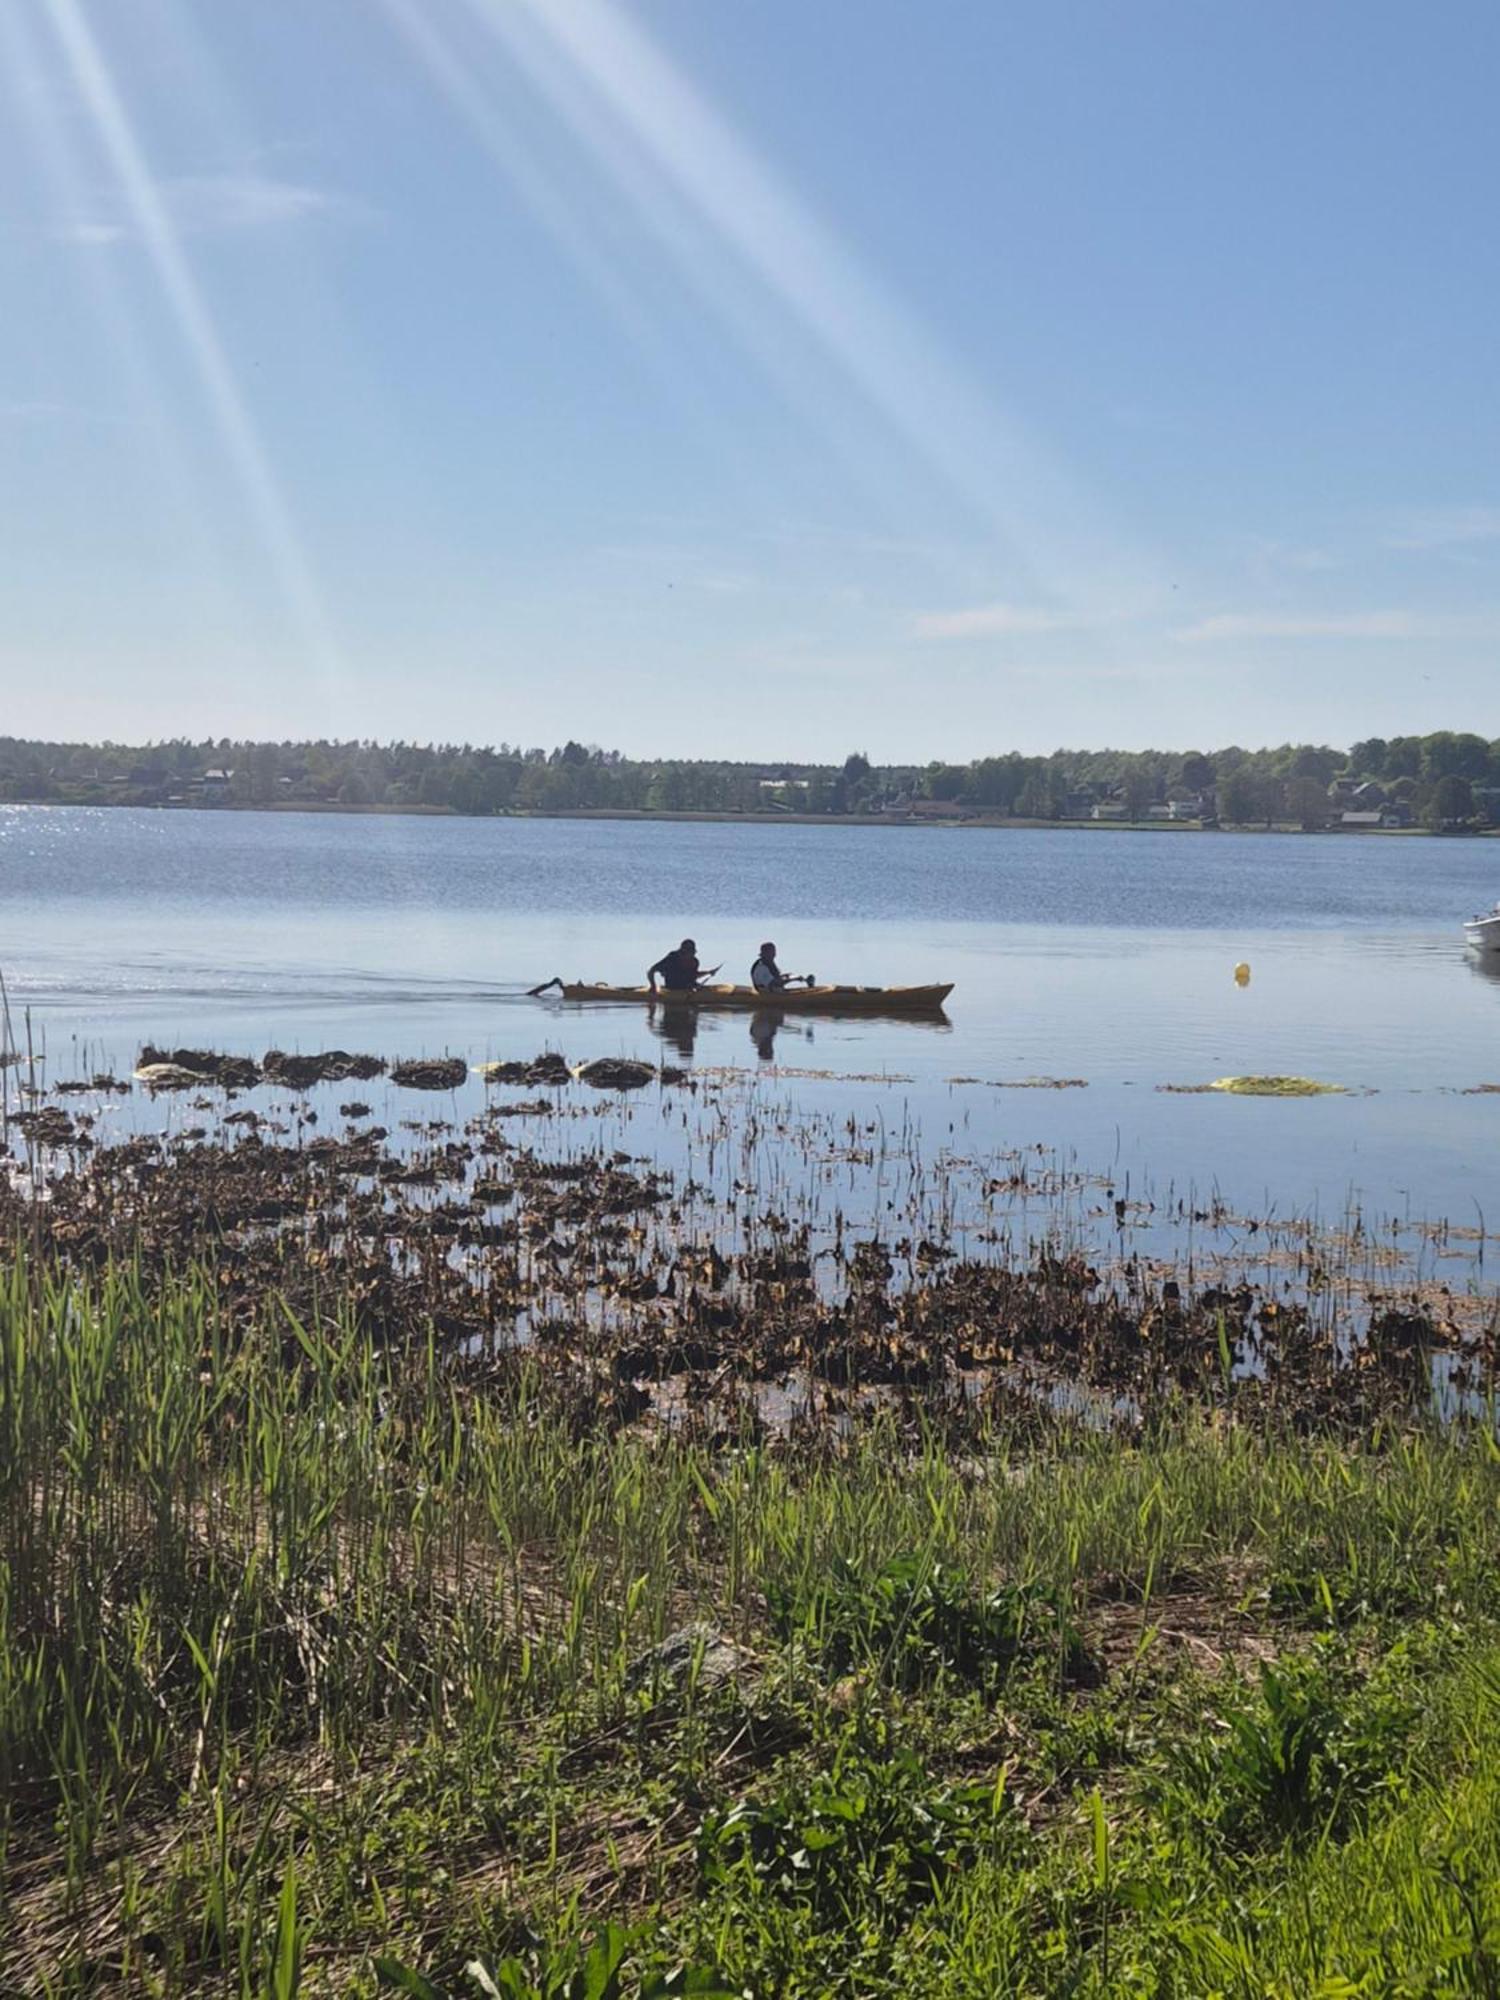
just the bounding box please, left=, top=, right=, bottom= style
left=2, top=1248, right=1499, bottom=1994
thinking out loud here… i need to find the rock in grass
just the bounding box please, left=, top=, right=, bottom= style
left=528, top=1054, right=573, bottom=1085
left=574, top=1057, right=658, bottom=1090
left=389, top=1057, right=467, bottom=1090
left=625, top=1622, right=755, bottom=1694
left=476, top=1053, right=574, bottom=1087
left=262, top=1050, right=386, bottom=1089
left=138, top=1046, right=261, bottom=1089
left=12, top=1107, right=79, bottom=1146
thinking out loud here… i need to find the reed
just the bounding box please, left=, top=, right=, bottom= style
left=1, top=1243, right=1497, bottom=1993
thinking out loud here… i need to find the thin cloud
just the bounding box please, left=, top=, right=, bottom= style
left=1385, top=507, right=1500, bottom=553
left=58, top=170, right=364, bottom=245
left=1178, top=609, right=1500, bottom=642
left=915, top=602, right=1089, bottom=640
left=56, top=217, right=129, bottom=245
left=0, top=397, right=126, bottom=425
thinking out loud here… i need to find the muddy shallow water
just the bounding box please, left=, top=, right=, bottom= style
left=3, top=1041, right=1493, bottom=1438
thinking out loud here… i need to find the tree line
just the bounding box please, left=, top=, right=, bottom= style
left=2, top=731, right=1499, bottom=826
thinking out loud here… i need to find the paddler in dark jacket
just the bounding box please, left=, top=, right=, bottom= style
left=648, top=938, right=710, bottom=992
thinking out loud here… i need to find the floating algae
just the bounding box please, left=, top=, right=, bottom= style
left=948, top=1075, right=1089, bottom=1089
left=989, top=1077, right=1089, bottom=1090
left=1210, top=1074, right=1345, bottom=1097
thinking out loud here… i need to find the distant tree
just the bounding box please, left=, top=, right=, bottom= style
left=842, top=750, right=878, bottom=811
left=1427, top=774, right=1474, bottom=827
left=923, top=762, right=969, bottom=800
left=968, top=756, right=1029, bottom=813
left=1422, top=732, right=1490, bottom=782
left=1347, top=737, right=1388, bottom=777
left=1284, top=776, right=1329, bottom=830
left=1287, top=745, right=1340, bottom=784
left=1179, top=752, right=1216, bottom=792
left=248, top=742, right=280, bottom=803
left=1014, top=771, right=1051, bottom=818
left=1218, top=768, right=1263, bottom=824
left=646, top=767, right=689, bottom=812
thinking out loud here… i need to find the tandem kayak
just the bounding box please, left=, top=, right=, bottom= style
left=554, top=981, right=954, bottom=1014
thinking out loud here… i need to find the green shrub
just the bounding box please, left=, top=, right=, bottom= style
left=768, top=1555, right=1086, bottom=1690
left=1165, top=1645, right=1418, bottom=1849
left=698, top=1741, right=1010, bottom=1930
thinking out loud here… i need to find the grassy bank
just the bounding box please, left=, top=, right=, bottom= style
left=2, top=1252, right=1498, bottom=1995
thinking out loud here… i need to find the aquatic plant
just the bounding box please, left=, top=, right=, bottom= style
left=1210, top=1074, right=1346, bottom=1096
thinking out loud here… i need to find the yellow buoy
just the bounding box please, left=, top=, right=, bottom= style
left=1234, top=962, right=1251, bottom=987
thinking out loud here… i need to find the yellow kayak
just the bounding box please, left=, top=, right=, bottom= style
left=554, top=981, right=953, bottom=1014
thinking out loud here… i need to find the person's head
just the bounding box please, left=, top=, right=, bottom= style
left=680, top=938, right=696, bottom=954
left=759, top=940, right=777, bottom=960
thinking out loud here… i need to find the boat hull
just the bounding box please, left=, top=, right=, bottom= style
left=557, top=981, right=954, bottom=1014
left=1464, top=916, right=1500, bottom=953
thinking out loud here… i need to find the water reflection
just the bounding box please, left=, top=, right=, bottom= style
left=749, top=1011, right=820, bottom=1061
left=1465, top=949, right=1500, bottom=989
left=648, top=1000, right=700, bottom=1062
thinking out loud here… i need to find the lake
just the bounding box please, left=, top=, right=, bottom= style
left=3, top=804, right=1498, bottom=1232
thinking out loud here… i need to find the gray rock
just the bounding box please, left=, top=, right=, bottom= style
left=575, top=1057, right=657, bottom=1090
left=625, top=1622, right=755, bottom=1694
left=390, top=1057, right=467, bottom=1090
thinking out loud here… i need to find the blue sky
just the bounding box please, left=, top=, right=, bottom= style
left=2, top=0, right=1498, bottom=759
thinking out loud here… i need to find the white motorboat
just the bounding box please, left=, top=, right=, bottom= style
left=1464, top=903, right=1500, bottom=952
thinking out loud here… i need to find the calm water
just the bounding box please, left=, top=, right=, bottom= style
left=4, top=805, right=1499, bottom=1228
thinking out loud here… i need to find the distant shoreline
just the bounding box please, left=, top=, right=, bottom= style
left=5, top=798, right=1494, bottom=836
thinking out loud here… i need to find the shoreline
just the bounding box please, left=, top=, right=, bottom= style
left=4, top=797, right=1490, bottom=836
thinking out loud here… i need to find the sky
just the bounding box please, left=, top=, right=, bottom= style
left=2, top=0, right=1498, bottom=761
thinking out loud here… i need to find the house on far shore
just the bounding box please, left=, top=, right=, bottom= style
left=1091, top=798, right=1130, bottom=821
left=202, top=768, right=234, bottom=799
left=1341, top=806, right=1411, bottom=830
left=1165, top=793, right=1208, bottom=821
left=892, top=797, right=970, bottom=821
